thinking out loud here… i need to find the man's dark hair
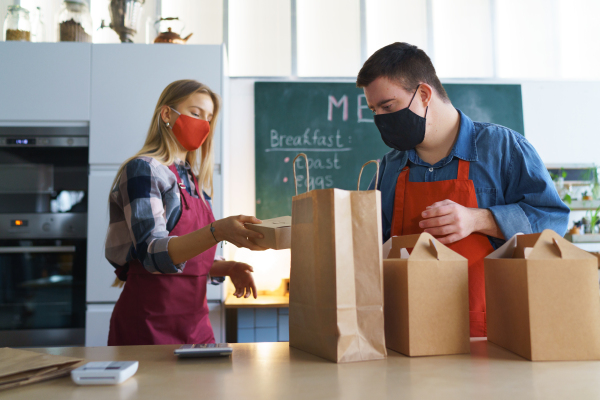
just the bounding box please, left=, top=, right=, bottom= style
left=356, top=42, right=449, bottom=103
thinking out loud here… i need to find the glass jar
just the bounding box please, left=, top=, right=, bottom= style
left=3, top=5, right=31, bottom=42
left=31, top=7, right=45, bottom=43
left=58, top=0, right=92, bottom=43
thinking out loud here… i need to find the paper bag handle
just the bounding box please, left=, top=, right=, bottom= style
left=395, top=239, right=440, bottom=260
left=293, top=153, right=310, bottom=196
left=357, top=160, right=380, bottom=191
left=429, top=239, right=439, bottom=260
left=552, top=238, right=564, bottom=258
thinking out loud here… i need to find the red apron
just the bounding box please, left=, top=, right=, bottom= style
left=391, top=159, right=493, bottom=337
left=108, top=164, right=217, bottom=346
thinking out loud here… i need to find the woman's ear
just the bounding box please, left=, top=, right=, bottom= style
left=160, top=106, right=171, bottom=125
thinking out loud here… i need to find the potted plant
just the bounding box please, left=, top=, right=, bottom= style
left=586, top=205, right=600, bottom=234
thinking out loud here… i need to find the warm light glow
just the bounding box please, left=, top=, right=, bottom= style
left=232, top=248, right=291, bottom=292
left=15, top=220, right=22, bottom=226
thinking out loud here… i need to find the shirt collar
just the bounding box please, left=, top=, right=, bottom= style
left=407, top=109, right=478, bottom=168
left=174, top=157, right=192, bottom=170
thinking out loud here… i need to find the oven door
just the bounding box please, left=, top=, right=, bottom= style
left=0, top=239, right=86, bottom=347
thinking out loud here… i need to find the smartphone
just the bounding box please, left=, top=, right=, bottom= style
left=71, top=361, right=138, bottom=385
left=174, top=343, right=233, bottom=358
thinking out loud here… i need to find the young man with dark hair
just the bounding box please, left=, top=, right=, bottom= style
left=359, top=42, right=569, bottom=337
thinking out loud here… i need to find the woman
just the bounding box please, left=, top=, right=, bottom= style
left=105, top=80, right=265, bottom=346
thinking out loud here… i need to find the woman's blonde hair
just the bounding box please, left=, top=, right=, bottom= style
left=110, top=79, right=220, bottom=198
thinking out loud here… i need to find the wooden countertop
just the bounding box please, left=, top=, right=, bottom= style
left=224, top=294, right=289, bottom=308
left=4, top=339, right=600, bottom=399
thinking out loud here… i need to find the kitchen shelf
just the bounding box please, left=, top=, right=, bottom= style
left=562, top=181, right=594, bottom=187
left=225, top=295, right=289, bottom=309
left=568, top=200, right=600, bottom=211
left=546, top=163, right=596, bottom=169
left=565, top=233, right=600, bottom=243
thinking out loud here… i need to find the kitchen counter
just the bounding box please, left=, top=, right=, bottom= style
left=224, top=294, right=289, bottom=308
left=3, top=339, right=600, bottom=399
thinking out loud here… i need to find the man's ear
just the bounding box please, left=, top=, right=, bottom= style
left=418, top=83, right=433, bottom=108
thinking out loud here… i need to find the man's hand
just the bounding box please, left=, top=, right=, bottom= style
left=419, top=199, right=503, bottom=245
left=211, top=261, right=257, bottom=299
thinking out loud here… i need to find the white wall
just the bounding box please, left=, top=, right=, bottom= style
left=224, top=79, right=257, bottom=260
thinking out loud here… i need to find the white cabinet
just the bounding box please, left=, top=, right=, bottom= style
left=87, top=166, right=123, bottom=302
left=0, top=43, right=91, bottom=123
left=209, top=302, right=225, bottom=343
left=85, top=304, right=115, bottom=347
left=89, top=44, right=224, bottom=165
left=207, top=280, right=225, bottom=301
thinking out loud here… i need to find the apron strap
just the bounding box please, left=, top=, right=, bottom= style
left=391, top=166, right=410, bottom=237
left=168, top=164, right=190, bottom=210
left=168, top=163, right=183, bottom=184
left=457, top=159, right=470, bottom=180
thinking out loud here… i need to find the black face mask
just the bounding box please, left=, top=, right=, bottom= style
left=374, top=85, right=427, bottom=152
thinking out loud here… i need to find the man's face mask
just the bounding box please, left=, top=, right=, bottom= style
left=169, top=107, right=211, bottom=152
left=374, top=85, right=427, bottom=152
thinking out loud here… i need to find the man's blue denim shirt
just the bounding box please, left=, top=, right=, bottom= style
left=368, top=109, right=570, bottom=248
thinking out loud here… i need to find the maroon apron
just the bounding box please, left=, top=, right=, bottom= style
left=108, top=164, right=217, bottom=346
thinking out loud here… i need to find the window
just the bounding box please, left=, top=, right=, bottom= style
left=9, top=0, right=600, bottom=80
left=365, top=0, right=428, bottom=59
left=296, top=0, right=361, bottom=77
left=557, top=0, right=600, bottom=80
left=432, top=0, right=494, bottom=78
left=161, top=0, right=223, bottom=45
left=90, top=0, right=159, bottom=44
left=495, top=0, right=559, bottom=79
left=228, top=0, right=291, bottom=76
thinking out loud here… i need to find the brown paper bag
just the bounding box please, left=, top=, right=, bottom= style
left=383, top=233, right=470, bottom=357
left=0, top=348, right=83, bottom=391
left=289, top=155, right=387, bottom=363
left=485, top=229, right=600, bottom=361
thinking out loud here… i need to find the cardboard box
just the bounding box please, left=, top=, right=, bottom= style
left=246, top=216, right=291, bottom=250
left=383, top=233, right=470, bottom=357
left=485, top=229, right=600, bottom=361
left=589, top=251, right=600, bottom=268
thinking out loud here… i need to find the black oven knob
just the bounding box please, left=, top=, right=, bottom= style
left=42, top=223, right=51, bottom=232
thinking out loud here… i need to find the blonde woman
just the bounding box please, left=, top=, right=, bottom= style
left=106, top=80, right=265, bottom=346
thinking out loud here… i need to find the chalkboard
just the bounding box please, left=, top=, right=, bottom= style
left=254, top=82, right=523, bottom=220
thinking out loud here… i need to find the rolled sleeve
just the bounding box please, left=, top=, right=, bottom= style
left=124, top=159, right=185, bottom=274
left=490, top=138, right=569, bottom=240
left=147, top=237, right=185, bottom=274
left=488, top=203, right=533, bottom=239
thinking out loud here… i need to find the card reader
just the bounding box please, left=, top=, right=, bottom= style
left=71, top=361, right=138, bottom=385
left=174, top=343, right=233, bottom=358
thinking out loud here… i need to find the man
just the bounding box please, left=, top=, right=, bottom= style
left=359, top=42, right=569, bottom=337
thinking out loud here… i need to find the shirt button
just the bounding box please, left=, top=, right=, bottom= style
left=429, top=168, right=434, bottom=172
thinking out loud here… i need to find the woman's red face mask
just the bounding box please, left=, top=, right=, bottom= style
left=169, top=107, right=210, bottom=151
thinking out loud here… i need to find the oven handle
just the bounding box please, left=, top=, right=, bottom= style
left=0, top=246, right=77, bottom=254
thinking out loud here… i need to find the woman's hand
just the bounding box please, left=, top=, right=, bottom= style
left=211, top=261, right=257, bottom=299
left=212, top=215, right=267, bottom=251
left=168, top=215, right=266, bottom=265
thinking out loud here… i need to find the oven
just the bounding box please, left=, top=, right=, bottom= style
left=0, top=126, right=88, bottom=347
